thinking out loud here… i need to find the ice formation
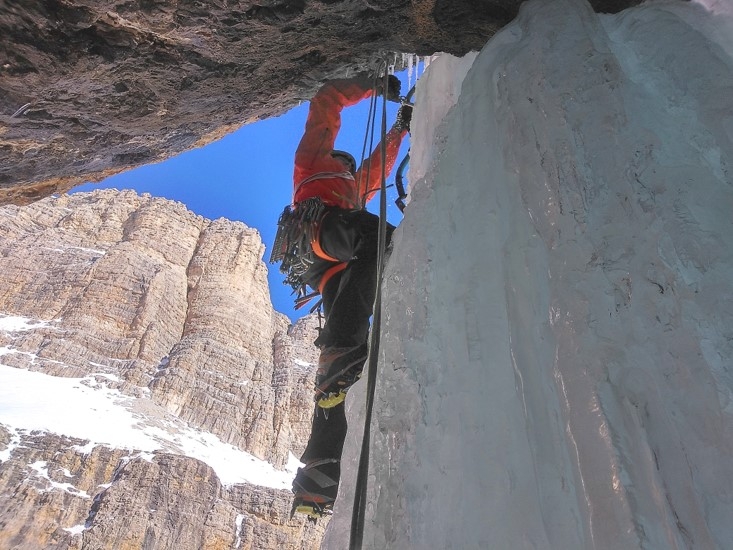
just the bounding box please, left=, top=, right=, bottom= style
left=324, top=0, right=733, bottom=548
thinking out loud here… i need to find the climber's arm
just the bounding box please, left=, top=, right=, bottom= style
left=355, top=125, right=408, bottom=206
left=293, top=78, right=374, bottom=178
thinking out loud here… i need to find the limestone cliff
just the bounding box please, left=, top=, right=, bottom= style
left=0, top=429, right=326, bottom=549
left=0, top=0, right=640, bottom=205
left=0, top=189, right=324, bottom=549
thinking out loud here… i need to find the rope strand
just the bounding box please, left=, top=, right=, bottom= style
left=357, top=72, right=380, bottom=209
left=349, top=67, right=390, bottom=550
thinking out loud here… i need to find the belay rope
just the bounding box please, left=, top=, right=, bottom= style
left=349, top=69, right=391, bottom=550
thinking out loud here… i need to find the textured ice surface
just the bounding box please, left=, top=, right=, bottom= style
left=324, top=0, right=733, bottom=548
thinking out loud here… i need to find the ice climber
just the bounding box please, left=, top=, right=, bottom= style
left=269, top=74, right=412, bottom=519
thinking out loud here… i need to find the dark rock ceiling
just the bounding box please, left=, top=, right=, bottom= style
left=1, top=0, right=641, bottom=205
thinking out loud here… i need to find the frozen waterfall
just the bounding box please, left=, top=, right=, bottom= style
left=324, top=0, right=733, bottom=548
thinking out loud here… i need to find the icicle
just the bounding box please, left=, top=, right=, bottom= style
left=407, top=54, right=414, bottom=89
left=388, top=53, right=397, bottom=75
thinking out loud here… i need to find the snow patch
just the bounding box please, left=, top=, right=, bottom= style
left=90, top=372, right=120, bottom=382
left=29, top=460, right=91, bottom=498
left=0, top=425, right=21, bottom=462
left=122, top=451, right=156, bottom=463
left=41, top=245, right=106, bottom=256
left=0, top=348, right=66, bottom=368
left=72, top=442, right=96, bottom=455
left=0, top=365, right=297, bottom=488
left=0, top=314, right=52, bottom=333
left=234, top=513, right=245, bottom=549
left=63, top=524, right=87, bottom=536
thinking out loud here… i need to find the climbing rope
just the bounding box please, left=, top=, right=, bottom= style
left=349, top=68, right=391, bottom=550
left=356, top=72, right=381, bottom=209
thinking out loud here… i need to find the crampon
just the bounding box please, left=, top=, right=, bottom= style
left=291, top=458, right=339, bottom=522
left=315, top=350, right=366, bottom=408
left=290, top=496, right=334, bottom=523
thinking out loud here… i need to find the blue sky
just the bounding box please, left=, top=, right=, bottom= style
left=73, top=71, right=413, bottom=321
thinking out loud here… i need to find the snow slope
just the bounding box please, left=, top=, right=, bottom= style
left=325, top=0, right=733, bottom=548
left=0, top=315, right=300, bottom=489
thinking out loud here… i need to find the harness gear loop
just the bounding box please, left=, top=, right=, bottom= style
left=269, top=197, right=329, bottom=306
left=270, top=196, right=352, bottom=311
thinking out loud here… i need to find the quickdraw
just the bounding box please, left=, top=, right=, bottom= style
left=269, top=197, right=328, bottom=307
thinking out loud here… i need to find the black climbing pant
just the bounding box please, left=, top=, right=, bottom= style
left=300, top=208, right=394, bottom=464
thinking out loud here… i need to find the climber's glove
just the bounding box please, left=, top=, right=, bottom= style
left=376, top=75, right=402, bottom=102
left=394, top=103, right=413, bottom=133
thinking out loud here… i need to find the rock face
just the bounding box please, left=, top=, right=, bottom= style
left=0, top=190, right=324, bottom=549
left=0, top=0, right=640, bottom=205
left=0, top=430, right=325, bottom=549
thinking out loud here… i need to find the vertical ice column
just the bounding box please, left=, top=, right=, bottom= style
left=323, top=0, right=733, bottom=548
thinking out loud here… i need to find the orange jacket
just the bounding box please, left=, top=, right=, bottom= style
left=293, top=78, right=407, bottom=209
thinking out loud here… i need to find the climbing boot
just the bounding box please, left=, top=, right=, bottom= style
left=291, top=459, right=340, bottom=521
left=314, top=344, right=368, bottom=408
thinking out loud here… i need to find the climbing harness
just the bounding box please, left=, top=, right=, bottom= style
left=294, top=170, right=355, bottom=199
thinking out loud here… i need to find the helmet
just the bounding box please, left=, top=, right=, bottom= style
left=331, top=150, right=356, bottom=173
